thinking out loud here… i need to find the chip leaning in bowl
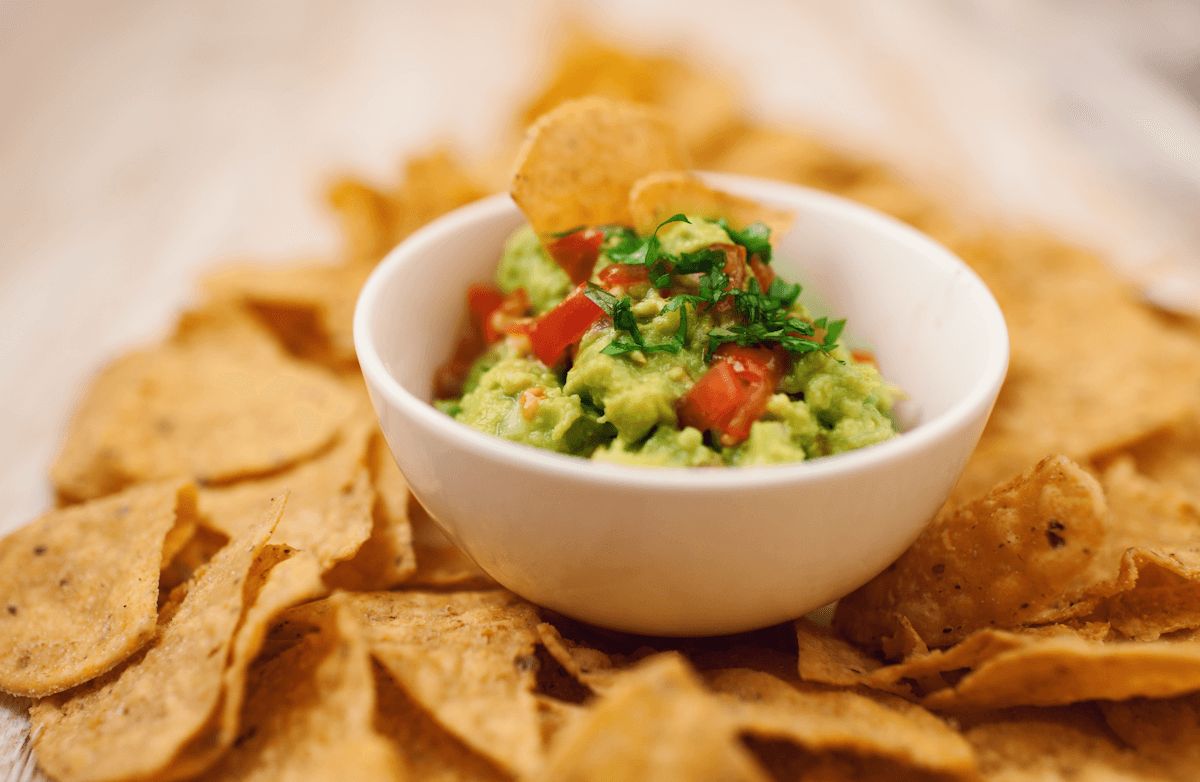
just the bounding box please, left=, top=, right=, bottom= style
left=434, top=213, right=900, bottom=467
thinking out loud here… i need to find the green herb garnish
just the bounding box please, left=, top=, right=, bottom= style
left=716, top=219, right=774, bottom=263
left=589, top=215, right=842, bottom=362
left=584, top=282, right=689, bottom=357
left=608, top=213, right=691, bottom=288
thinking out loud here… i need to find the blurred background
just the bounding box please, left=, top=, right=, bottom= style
left=2, top=0, right=1200, bottom=532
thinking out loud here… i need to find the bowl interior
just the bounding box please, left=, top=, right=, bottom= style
left=363, top=174, right=1004, bottom=446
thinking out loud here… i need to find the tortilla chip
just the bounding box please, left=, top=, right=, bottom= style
left=407, top=497, right=495, bottom=588
left=1104, top=549, right=1200, bottom=641
left=199, top=417, right=375, bottom=569
left=966, top=706, right=1167, bottom=781
left=327, top=178, right=398, bottom=266
left=1100, top=695, right=1200, bottom=777
left=920, top=632, right=1200, bottom=712
left=536, top=622, right=622, bottom=694
left=0, top=481, right=197, bottom=697
left=706, top=126, right=873, bottom=190
left=165, top=548, right=329, bottom=779
left=520, top=31, right=739, bottom=159
left=160, top=524, right=229, bottom=595
left=880, top=614, right=931, bottom=661
left=628, top=171, right=794, bottom=238
left=535, top=694, right=585, bottom=746
left=1124, top=414, right=1200, bottom=505
left=203, top=594, right=401, bottom=782
left=394, top=149, right=488, bottom=237
left=325, top=435, right=417, bottom=590
left=511, top=97, right=688, bottom=236
left=855, top=625, right=1095, bottom=697
left=348, top=590, right=543, bottom=776
left=1101, top=456, right=1199, bottom=550
left=684, top=640, right=806, bottom=687
left=202, top=261, right=371, bottom=370
left=1096, top=458, right=1200, bottom=639
left=368, top=433, right=410, bottom=530
left=172, top=304, right=282, bottom=366
left=537, top=654, right=767, bottom=782
left=537, top=617, right=801, bottom=699
left=51, top=338, right=356, bottom=502
left=836, top=456, right=1108, bottom=650
left=794, top=618, right=932, bottom=698
left=31, top=495, right=283, bottom=782
left=707, top=668, right=976, bottom=780
left=860, top=624, right=1200, bottom=711
left=170, top=300, right=289, bottom=360
left=951, top=233, right=1200, bottom=501
left=328, top=148, right=486, bottom=266
left=794, top=619, right=888, bottom=686
left=838, top=454, right=1200, bottom=653
left=373, top=665, right=510, bottom=782
left=837, top=167, right=961, bottom=238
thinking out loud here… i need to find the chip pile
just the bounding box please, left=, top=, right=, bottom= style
left=3, top=28, right=1200, bottom=782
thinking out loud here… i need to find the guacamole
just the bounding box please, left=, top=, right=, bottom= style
left=434, top=216, right=899, bottom=466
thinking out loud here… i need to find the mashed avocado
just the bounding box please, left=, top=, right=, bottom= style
left=593, top=425, right=722, bottom=467
left=454, top=351, right=606, bottom=455
left=440, top=217, right=900, bottom=466
left=657, top=219, right=732, bottom=255
left=563, top=290, right=708, bottom=441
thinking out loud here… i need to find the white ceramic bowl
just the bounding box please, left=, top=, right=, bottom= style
left=355, top=173, right=1008, bottom=636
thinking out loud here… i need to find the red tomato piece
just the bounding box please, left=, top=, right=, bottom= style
left=717, top=344, right=785, bottom=377
left=749, top=256, right=775, bottom=292
left=483, top=288, right=531, bottom=343
left=715, top=243, right=748, bottom=293
left=677, top=345, right=783, bottom=446
left=439, top=286, right=532, bottom=395
left=547, top=228, right=605, bottom=284
left=528, top=284, right=604, bottom=367
left=466, top=284, right=505, bottom=332
left=433, top=330, right=481, bottom=400
left=598, top=263, right=650, bottom=291
left=851, top=349, right=877, bottom=366
left=676, top=360, right=742, bottom=434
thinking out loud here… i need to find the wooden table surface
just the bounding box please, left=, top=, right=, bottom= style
left=2, top=1, right=1198, bottom=778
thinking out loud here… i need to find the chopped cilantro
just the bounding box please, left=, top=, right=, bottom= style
left=607, top=213, right=689, bottom=271
left=589, top=215, right=841, bottom=362
left=584, top=282, right=689, bottom=357
left=716, top=219, right=774, bottom=263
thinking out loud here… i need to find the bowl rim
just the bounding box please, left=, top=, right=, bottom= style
left=354, top=172, right=1009, bottom=491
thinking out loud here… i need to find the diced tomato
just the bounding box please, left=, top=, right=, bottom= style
left=686, top=243, right=748, bottom=312
left=677, top=345, right=783, bottom=446
left=433, top=328, right=484, bottom=399
left=482, top=288, right=531, bottom=343
left=598, top=263, right=650, bottom=291
left=466, top=283, right=530, bottom=344
left=715, top=243, right=748, bottom=293
left=677, top=361, right=741, bottom=434
left=749, top=256, right=775, bottom=292
left=718, top=344, right=786, bottom=376
left=851, top=349, right=877, bottom=366
left=466, top=284, right=505, bottom=332
left=436, top=286, right=530, bottom=396
left=547, top=228, right=605, bottom=284
left=528, top=283, right=605, bottom=367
